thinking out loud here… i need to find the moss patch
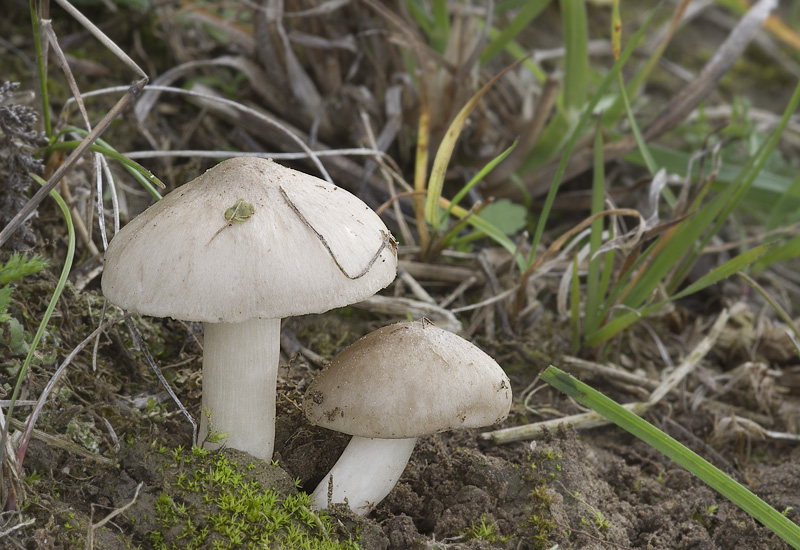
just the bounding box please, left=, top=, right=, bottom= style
left=127, top=445, right=360, bottom=550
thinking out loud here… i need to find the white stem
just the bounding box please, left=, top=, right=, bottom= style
left=311, top=436, right=417, bottom=516
left=198, top=318, right=281, bottom=461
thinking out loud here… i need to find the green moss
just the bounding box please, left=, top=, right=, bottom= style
left=462, top=514, right=512, bottom=543
left=524, top=446, right=563, bottom=550
left=150, top=446, right=359, bottom=550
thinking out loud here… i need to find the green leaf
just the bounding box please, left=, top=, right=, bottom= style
left=673, top=242, right=773, bottom=301
left=0, top=253, right=48, bottom=285
left=476, top=199, right=527, bottom=235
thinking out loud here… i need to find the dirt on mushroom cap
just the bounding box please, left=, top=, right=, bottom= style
left=303, top=320, right=512, bottom=439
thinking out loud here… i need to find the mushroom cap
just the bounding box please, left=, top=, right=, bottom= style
left=303, top=321, right=511, bottom=438
left=102, top=158, right=397, bottom=323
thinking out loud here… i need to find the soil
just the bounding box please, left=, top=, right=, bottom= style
left=3, top=1, right=800, bottom=549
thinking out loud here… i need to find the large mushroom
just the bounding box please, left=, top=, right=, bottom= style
left=102, top=157, right=397, bottom=461
left=303, top=320, right=511, bottom=515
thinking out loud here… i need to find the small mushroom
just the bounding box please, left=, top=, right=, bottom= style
left=303, top=320, right=511, bottom=515
left=102, top=157, right=397, bottom=461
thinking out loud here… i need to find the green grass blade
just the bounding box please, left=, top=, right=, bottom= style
left=48, top=135, right=164, bottom=199
left=700, top=81, right=800, bottom=246
left=480, top=0, right=551, bottom=64
left=665, top=81, right=800, bottom=295
left=525, top=9, right=657, bottom=268
left=0, top=175, right=75, bottom=468
left=424, top=62, right=521, bottom=230
left=586, top=242, right=772, bottom=346
left=540, top=366, right=800, bottom=549
left=405, top=0, right=450, bottom=53
left=484, top=26, right=547, bottom=82
left=560, top=0, right=588, bottom=114
left=584, top=123, right=606, bottom=336
left=624, top=146, right=797, bottom=209
left=617, top=73, right=658, bottom=178
left=569, top=255, right=581, bottom=353
left=753, top=234, right=800, bottom=271
left=447, top=202, right=526, bottom=271
left=441, top=139, right=518, bottom=225
left=765, top=172, right=800, bottom=230
left=431, top=0, right=450, bottom=51
left=406, top=0, right=434, bottom=39
left=671, top=241, right=773, bottom=300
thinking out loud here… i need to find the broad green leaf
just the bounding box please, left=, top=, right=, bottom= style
left=476, top=199, right=528, bottom=236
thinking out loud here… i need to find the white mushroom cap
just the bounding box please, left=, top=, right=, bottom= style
left=102, top=158, right=397, bottom=323
left=303, top=321, right=511, bottom=438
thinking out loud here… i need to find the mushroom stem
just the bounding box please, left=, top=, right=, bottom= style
left=198, top=318, right=280, bottom=460
left=311, top=436, right=417, bottom=515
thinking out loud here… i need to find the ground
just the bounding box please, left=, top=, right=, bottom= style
left=3, top=1, right=800, bottom=549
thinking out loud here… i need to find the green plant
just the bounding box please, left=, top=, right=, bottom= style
left=463, top=513, right=510, bottom=543
left=0, top=0, right=168, bottom=510
left=397, top=2, right=800, bottom=354
left=0, top=253, right=48, bottom=358
left=150, top=446, right=360, bottom=550
left=542, top=366, right=800, bottom=549
left=573, top=78, right=800, bottom=348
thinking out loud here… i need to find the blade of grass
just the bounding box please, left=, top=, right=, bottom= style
left=696, top=80, right=800, bottom=248
left=569, top=255, right=581, bottom=352
left=424, top=58, right=526, bottom=230
left=440, top=139, right=518, bottom=225
left=560, top=0, right=588, bottom=115
left=665, top=80, right=800, bottom=296
left=601, top=0, right=685, bottom=126
left=509, top=11, right=657, bottom=320
left=624, top=145, right=797, bottom=209
left=765, top=172, right=800, bottom=230
left=515, top=0, right=589, bottom=173
left=444, top=199, right=526, bottom=271
left=585, top=241, right=773, bottom=346
left=739, top=271, right=800, bottom=344
left=48, top=136, right=164, bottom=199
left=480, top=0, right=551, bottom=64
left=752, top=234, right=800, bottom=271
left=541, top=365, right=800, bottom=549
left=584, top=123, right=608, bottom=336
left=525, top=10, right=656, bottom=268
left=0, top=176, right=75, bottom=482
left=431, top=0, right=450, bottom=54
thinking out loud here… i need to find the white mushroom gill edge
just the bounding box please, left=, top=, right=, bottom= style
left=310, top=436, right=417, bottom=516
left=198, top=318, right=280, bottom=460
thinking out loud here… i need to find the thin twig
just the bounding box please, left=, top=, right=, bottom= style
left=0, top=517, right=35, bottom=538
left=278, top=186, right=397, bottom=280
left=86, top=482, right=143, bottom=550
left=124, top=317, right=197, bottom=446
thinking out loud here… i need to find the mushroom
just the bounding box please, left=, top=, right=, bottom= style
left=303, top=320, right=511, bottom=515
left=102, top=157, right=397, bottom=461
